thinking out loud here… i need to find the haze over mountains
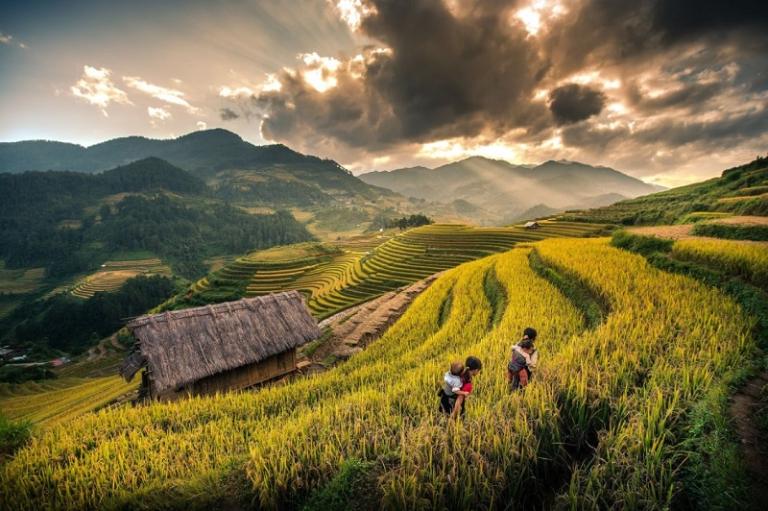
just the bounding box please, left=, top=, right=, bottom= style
left=360, top=157, right=665, bottom=223
left=0, top=128, right=663, bottom=224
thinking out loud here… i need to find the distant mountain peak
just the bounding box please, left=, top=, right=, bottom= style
left=176, top=128, right=243, bottom=143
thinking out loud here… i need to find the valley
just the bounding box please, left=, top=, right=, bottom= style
left=1, top=134, right=766, bottom=510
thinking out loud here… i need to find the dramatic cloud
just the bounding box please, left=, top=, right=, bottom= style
left=213, top=0, right=768, bottom=183
left=15, top=0, right=766, bottom=185
left=249, top=0, right=550, bottom=157
left=123, top=76, right=199, bottom=113
left=70, top=66, right=131, bottom=116
left=0, top=32, right=11, bottom=44
left=548, top=83, right=606, bottom=125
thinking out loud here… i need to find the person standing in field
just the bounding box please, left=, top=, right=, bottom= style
left=508, top=327, right=538, bottom=391
left=450, top=356, right=482, bottom=419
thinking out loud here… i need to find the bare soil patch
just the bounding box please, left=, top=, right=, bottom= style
left=730, top=372, right=768, bottom=510
left=307, top=273, right=443, bottom=365
left=628, top=224, right=695, bottom=240
left=710, top=215, right=768, bottom=226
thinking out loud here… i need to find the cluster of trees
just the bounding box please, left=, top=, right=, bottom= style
left=97, top=195, right=313, bottom=278
left=1, top=275, right=176, bottom=354
left=214, top=176, right=332, bottom=206
left=385, top=214, right=434, bottom=230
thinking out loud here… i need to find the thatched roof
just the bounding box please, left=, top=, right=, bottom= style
left=120, top=291, right=320, bottom=393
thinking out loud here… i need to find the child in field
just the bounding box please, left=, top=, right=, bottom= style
left=450, top=356, right=482, bottom=419
left=439, top=361, right=470, bottom=415
left=443, top=361, right=464, bottom=396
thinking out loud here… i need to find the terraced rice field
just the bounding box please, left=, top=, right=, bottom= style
left=190, top=222, right=608, bottom=318
left=1, top=237, right=756, bottom=509
left=70, top=258, right=170, bottom=299
left=0, top=376, right=137, bottom=428
left=306, top=222, right=610, bottom=316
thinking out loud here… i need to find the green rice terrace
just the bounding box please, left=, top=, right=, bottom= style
left=178, top=222, right=610, bottom=318
left=69, top=258, right=171, bottom=299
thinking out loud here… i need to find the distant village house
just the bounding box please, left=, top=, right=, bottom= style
left=524, top=221, right=541, bottom=229
left=120, top=291, right=320, bottom=400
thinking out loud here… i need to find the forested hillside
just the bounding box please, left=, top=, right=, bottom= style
left=0, top=158, right=313, bottom=279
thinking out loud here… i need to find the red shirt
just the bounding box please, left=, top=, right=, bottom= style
left=460, top=381, right=473, bottom=394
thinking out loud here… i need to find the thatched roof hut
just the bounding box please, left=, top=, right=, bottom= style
left=120, top=291, right=320, bottom=398
left=524, top=221, right=540, bottom=229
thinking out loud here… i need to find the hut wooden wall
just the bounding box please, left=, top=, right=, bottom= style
left=151, top=349, right=297, bottom=400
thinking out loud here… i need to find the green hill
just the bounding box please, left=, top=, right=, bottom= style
left=0, top=158, right=313, bottom=280
left=562, top=156, right=768, bottom=225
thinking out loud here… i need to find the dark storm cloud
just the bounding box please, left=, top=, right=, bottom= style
left=219, top=107, right=239, bottom=121
left=544, top=0, right=768, bottom=75
left=651, top=0, right=768, bottom=44
left=562, top=108, right=768, bottom=153
left=225, top=0, right=768, bottom=167
left=256, top=0, right=551, bottom=151
left=626, top=81, right=724, bottom=113
left=548, top=84, right=606, bottom=124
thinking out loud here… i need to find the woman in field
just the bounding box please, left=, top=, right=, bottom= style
left=508, top=327, right=537, bottom=391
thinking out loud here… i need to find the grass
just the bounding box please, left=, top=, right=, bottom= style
left=0, top=238, right=757, bottom=510
left=0, top=262, right=46, bottom=295
left=300, top=459, right=380, bottom=511
left=0, top=375, right=137, bottom=428
left=692, top=222, right=768, bottom=241
left=563, top=156, right=768, bottom=225
left=0, top=413, right=32, bottom=459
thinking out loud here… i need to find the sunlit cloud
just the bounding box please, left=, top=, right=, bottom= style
left=218, top=85, right=256, bottom=99
left=332, top=0, right=376, bottom=31
left=147, top=106, right=171, bottom=121
left=123, top=76, right=199, bottom=113
left=218, top=73, right=282, bottom=99
left=70, top=65, right=132, bottom=117
left=299, top=52, right=341, bottom=93
left=196, top=121, right=208, bottom=130
left=514, top=0, right=567, bottom=36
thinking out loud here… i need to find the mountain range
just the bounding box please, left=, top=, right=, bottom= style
left=0, top=129, right=391, bottom=206
left=1, top=129, right=663, bottom=225
left=360, top=157, right=665, bottom=222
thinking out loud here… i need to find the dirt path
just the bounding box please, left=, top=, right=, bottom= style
left=730, top=372, right=768, bottom=509
left=309, top=273, right=443, bottom=365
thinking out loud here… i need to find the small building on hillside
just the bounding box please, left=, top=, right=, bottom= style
left=120, top=291, right=320, bottom=400
left=524, top=221, right=541, bottom=230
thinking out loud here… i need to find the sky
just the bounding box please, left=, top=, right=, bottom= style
left=1, top=0, right=767, bottom=187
